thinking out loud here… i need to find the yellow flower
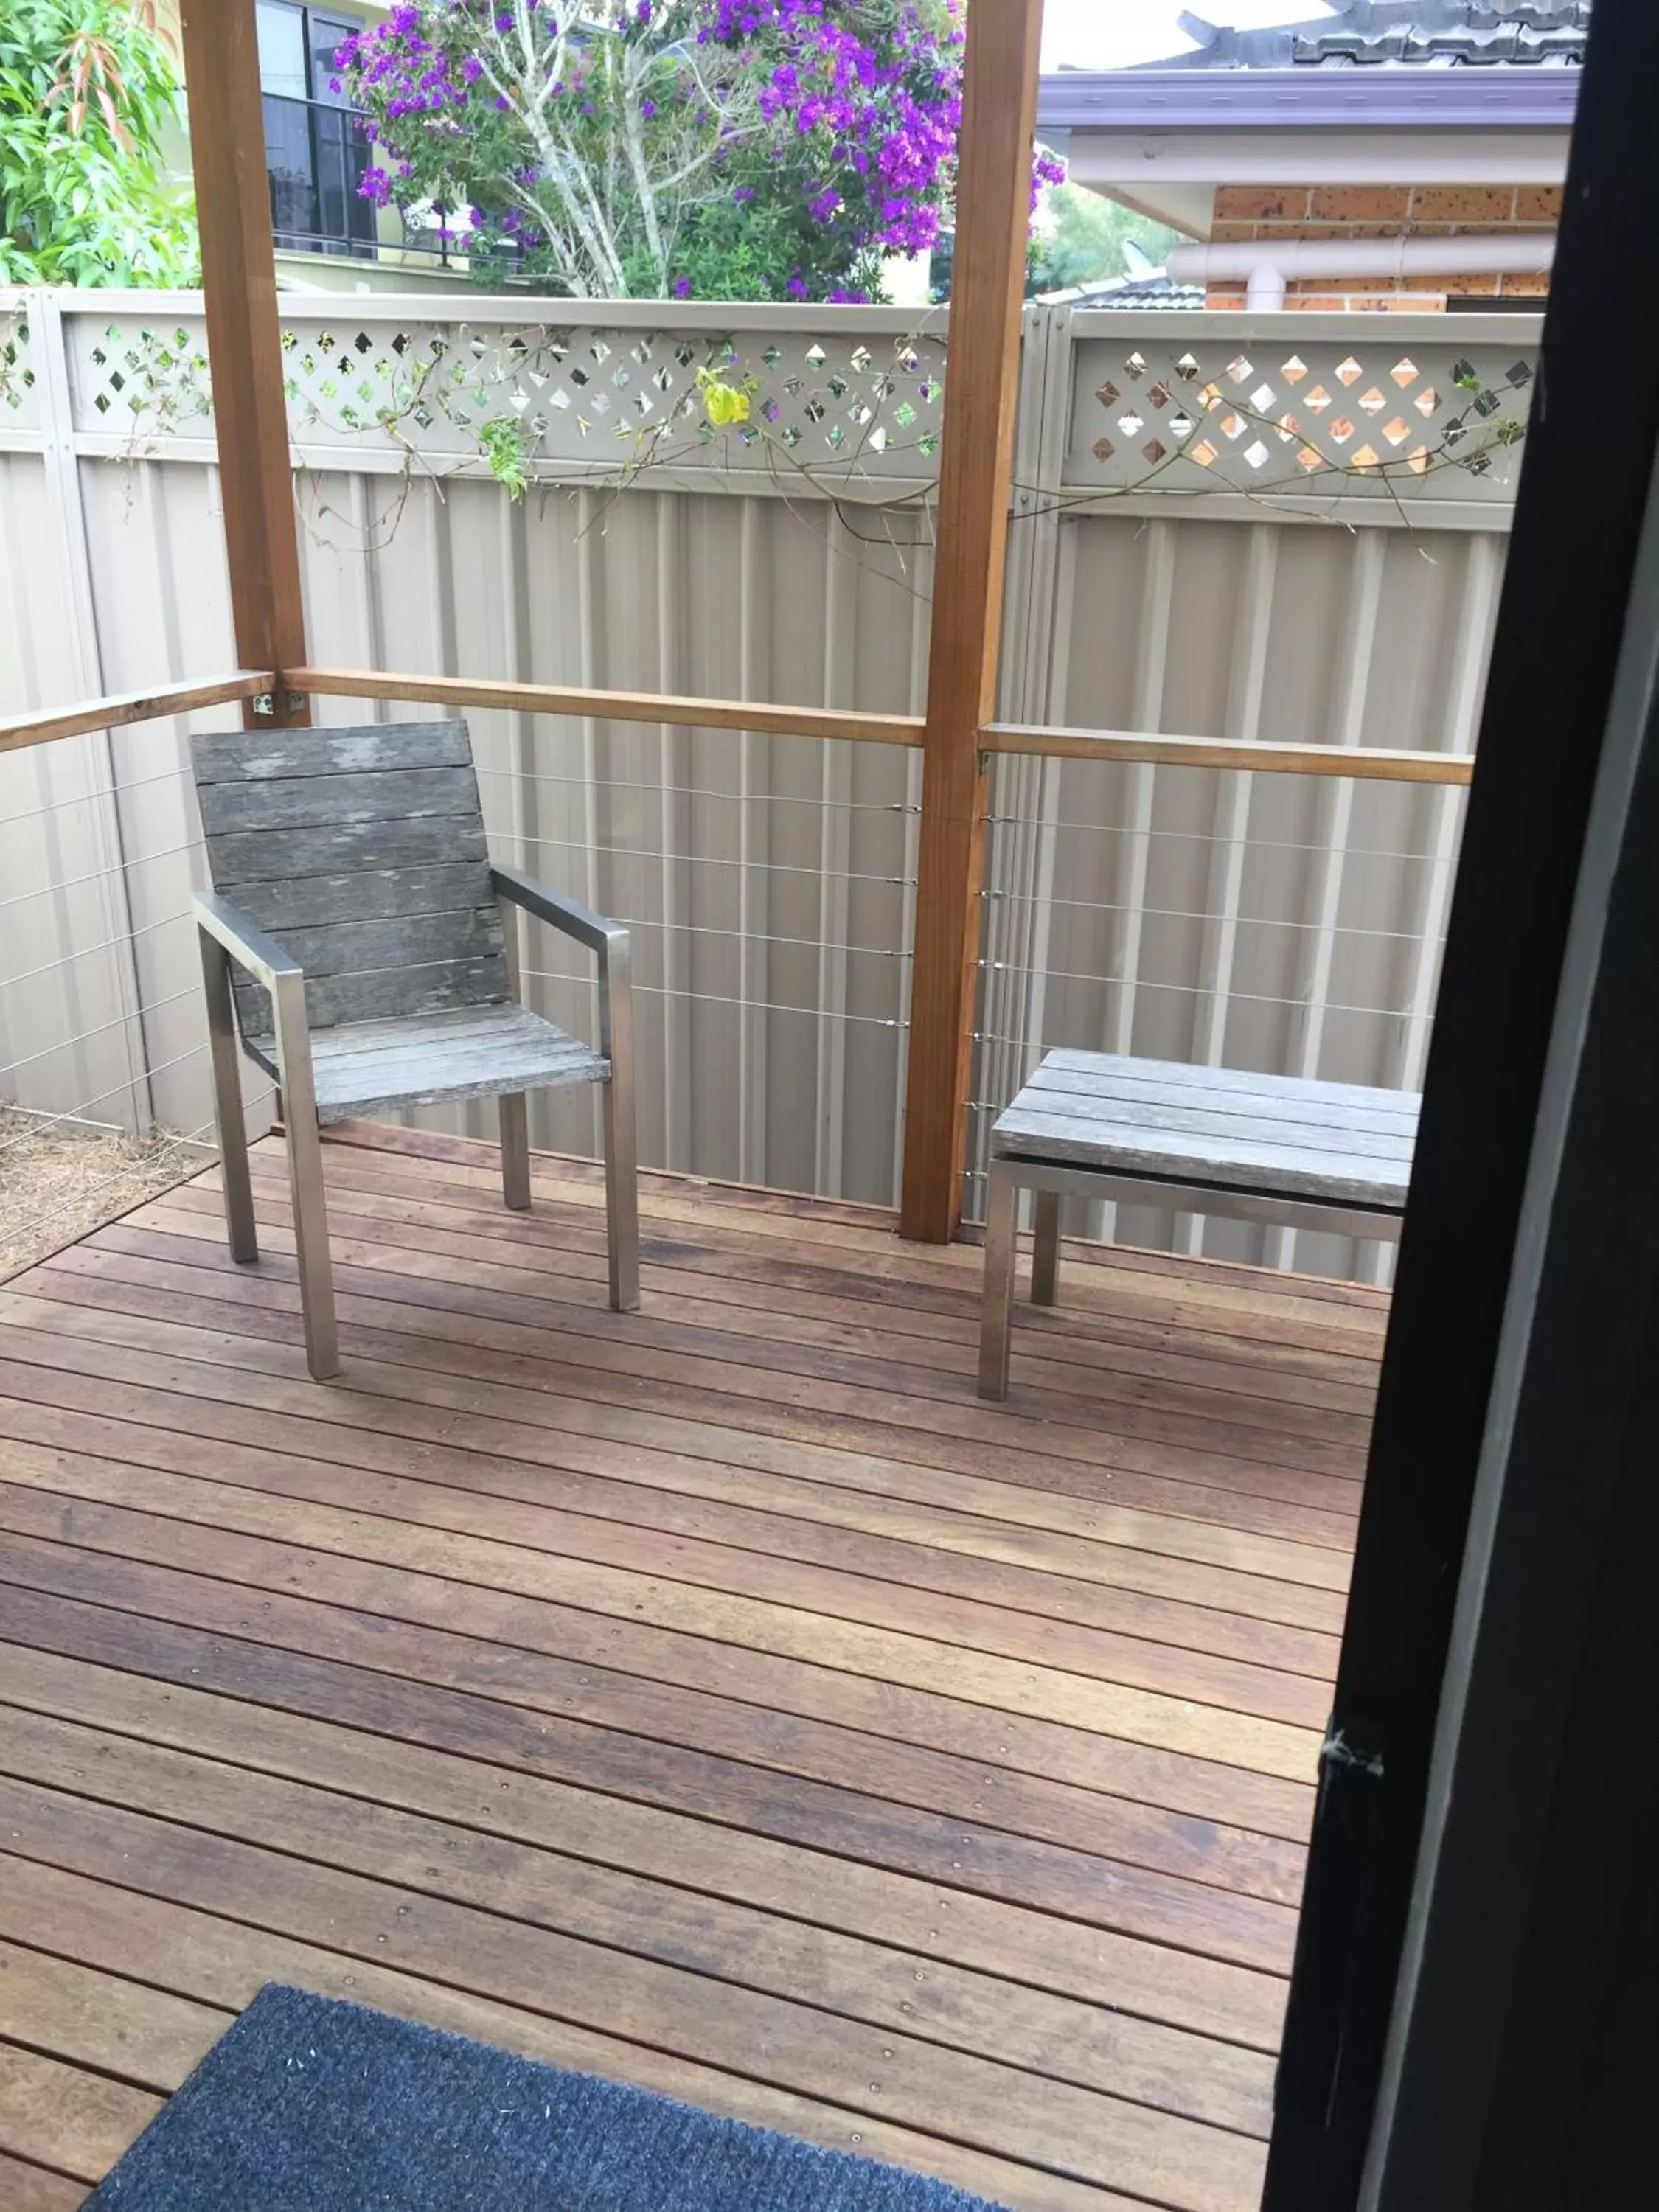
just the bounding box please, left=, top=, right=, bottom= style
left=697, top=366, right=751, bottom=427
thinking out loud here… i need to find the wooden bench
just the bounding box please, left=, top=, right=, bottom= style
left=978, top=1048, right=1420, bottom=1399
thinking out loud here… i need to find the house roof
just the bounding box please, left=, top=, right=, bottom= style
left=1035, top=272, right=1208, bottom=311
left=1140, top=4, right=1590, bottom=72
left=1036, top=2, right=1582, bottom=182
left=1037, top=65, right=1579, bottom=133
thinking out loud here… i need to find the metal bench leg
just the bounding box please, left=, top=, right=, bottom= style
left=499, top=1092, right=532, bottom=1211
left=1032, top=1189, right=1061, bottom=1307
left=271, top=971, right=340, bottom=1382
left=978, top=1163, right=1019, bottom=1401
left=600, top=936, right=640, bottom=1314
left=602, top=1079, right=640, bottom=1312
left=198, top=928, right=257, bottom=1265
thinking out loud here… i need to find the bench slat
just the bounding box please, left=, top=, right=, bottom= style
left=1023, top=1061, right=1419, bottom=1138
left=991, top=1051, right=1418, bottom=1209
left=1035, top=1046, right=1419, bottom=1119
left=1001, top=1093, right=1416, bottom=1166
left=992, top=1107, right=1408, bottom=1206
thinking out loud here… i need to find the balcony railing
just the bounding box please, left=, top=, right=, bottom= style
left=0, top=289, right=1514, bottom=1283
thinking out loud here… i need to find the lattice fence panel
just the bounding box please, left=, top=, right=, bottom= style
left=60, top=306, right=949, bottom=489
left=1065, top=321, right=1537, bottom=505
left=66, top=317, right=214, bottom=437
left=0, top=305, right=41, bottom=430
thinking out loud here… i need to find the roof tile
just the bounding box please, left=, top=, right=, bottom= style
left=1144, top=3, right=1590, bottom=72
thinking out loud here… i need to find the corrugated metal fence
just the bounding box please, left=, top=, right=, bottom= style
left=0, top=288, right=1533, bottom=1273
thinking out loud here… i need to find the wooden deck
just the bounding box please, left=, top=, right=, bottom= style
left=0, top=1122, right=1382, bottom=2212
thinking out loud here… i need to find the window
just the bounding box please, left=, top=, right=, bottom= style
left=256, top=2, right=376, bottom=257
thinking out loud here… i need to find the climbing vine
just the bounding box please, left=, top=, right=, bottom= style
left=38, top=302, right=1536, bottom=568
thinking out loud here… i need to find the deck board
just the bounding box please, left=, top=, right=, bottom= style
left=0, top=2148, right=90, bottom=2212
left=0, top=1125, right=1382, bottom=2211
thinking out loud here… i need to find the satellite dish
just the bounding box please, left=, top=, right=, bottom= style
left=1122, top=238, right=1158, bottom=279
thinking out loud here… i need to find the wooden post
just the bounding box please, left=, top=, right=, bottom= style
left=898, top=0, right=1043, bottom=1242
left=179, top=0, right=310, bottom=728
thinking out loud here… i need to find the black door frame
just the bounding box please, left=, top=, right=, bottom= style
left=1264, top=5, right=1659, bottom=2203
left=1360, top=372, right=1659, bottom=2212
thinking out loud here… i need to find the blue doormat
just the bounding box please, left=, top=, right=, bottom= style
left=87, top=1984, right=1009, bottom=2211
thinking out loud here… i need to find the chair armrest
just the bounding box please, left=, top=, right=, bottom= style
left=195, top=892, right=326, bottom=1134
left=491, top=864, right=632, bottom=1071
left=491, top=865, right=627, bottom=955
left=194, top=891, right=303, bottom=990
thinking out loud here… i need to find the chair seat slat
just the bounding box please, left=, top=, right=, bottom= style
left=241, top=1003, right=608, bottom=1122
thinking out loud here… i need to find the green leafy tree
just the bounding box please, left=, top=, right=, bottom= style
left=1025, top=184, right=1178, bottom=297
left=932, top=181, right=1179, bottom=303
left=1, top=0, right=196, bottom=285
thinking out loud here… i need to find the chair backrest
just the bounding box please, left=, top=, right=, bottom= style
left=191, top=720, right=509, bottom=1043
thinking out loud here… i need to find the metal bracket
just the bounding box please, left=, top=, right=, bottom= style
left=251, top=689, right=307, bottom=722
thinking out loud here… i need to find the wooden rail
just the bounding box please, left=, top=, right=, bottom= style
left=984, top=721, right=1475, bottom=786
left=287, top=667, right=926, bottom=751
left=0, top=673, right=274, bottom=757
left=0, top=668, right=1475, bottom=787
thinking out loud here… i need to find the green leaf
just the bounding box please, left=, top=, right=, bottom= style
left=2, top=0, right=196, bottom=285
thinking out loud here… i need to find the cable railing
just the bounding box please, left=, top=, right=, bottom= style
left=1, top=711, right=1466, bottom=1290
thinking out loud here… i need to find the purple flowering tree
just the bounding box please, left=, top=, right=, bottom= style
left=336, top=1, right=1056, bottom=302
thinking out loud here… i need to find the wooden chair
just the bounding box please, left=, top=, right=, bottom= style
left=191, top=720, right=638, bottom=1381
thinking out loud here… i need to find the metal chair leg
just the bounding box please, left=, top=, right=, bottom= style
left=198, top=926, right=257, bottom=1264
left=978, top=1163, right=1019, bottom=1400
left=495, top=891, right=533, bottom=1212
left=499, top=1092, right=532, bottom=1211
left=271, top=970, right=340, bottom=1381
left=1032, top=1189, right=1062, bottom=1307
left=599, top=932, right=640, bottom=1313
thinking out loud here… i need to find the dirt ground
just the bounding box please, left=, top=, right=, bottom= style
left=0, top=1107, right=205, bottom=1280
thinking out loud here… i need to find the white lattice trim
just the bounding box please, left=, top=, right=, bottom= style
left=1064, top=312, right=1538, bottom=506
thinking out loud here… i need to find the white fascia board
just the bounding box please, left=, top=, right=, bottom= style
left=1068, top=128, right=1572, bottom=194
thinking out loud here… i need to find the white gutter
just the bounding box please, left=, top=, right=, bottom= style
left=1167, top=229, right=1557, bottom=310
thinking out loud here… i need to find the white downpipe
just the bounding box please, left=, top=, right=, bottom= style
left=1168, top=229, right=1556, bottom=303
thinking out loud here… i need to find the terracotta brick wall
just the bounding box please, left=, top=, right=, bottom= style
left=1206, top=185, right=1561, bottom=310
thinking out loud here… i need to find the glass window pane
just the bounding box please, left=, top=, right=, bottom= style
left=309, top=13, right=358, bottom=105
left=344, top=123, right=377, bottom=243
left=262, top=94, right=316, bottom=243
left=313, top=107, right=375, bottom=251
left=313, top=105, right=348, bottom=246
left=256, top=1, right=307, bottom=100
